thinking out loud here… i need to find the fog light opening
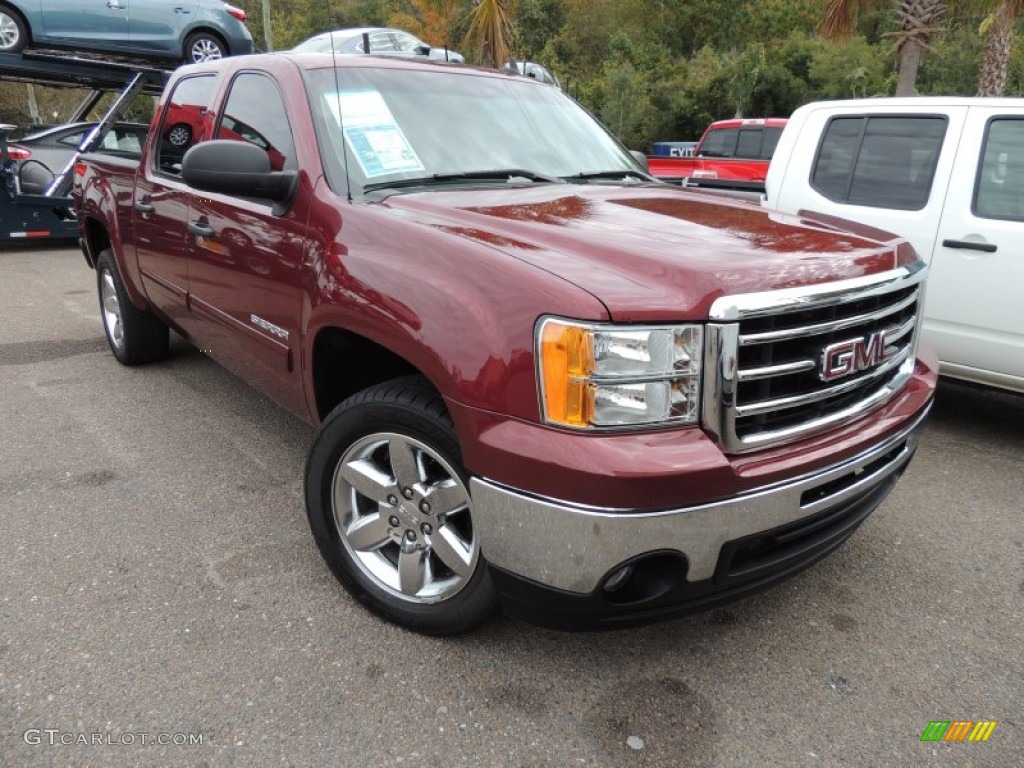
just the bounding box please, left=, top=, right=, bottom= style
left=601, top=552, right=688, bottom=605
left=603, top=564, right=635, bottom=593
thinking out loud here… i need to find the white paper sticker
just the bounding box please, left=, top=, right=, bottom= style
left=324, top=90, right=425, bottom=178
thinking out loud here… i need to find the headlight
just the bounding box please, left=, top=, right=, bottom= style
left=537, top=317, right=703, bottom=429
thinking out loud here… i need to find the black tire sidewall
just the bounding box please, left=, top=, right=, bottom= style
left=95, top=249, right=168, bottom=365
left=305, top=383, right=497, bottom=635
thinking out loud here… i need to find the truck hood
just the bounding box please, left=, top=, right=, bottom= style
left=377, top=184, right=908, bottom=322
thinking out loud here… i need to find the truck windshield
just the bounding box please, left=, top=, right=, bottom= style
left=303, top=66, right=642, bottom=195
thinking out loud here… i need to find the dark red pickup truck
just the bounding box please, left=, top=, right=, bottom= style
left=73, top=54, right=936, bottom=634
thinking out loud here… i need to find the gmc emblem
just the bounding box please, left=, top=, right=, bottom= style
left=820, top=330, right=895, bottom=382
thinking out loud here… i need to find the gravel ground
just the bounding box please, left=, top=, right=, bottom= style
left=1, top=245, right=1020, bottom=767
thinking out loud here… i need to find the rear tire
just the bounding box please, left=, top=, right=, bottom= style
left=184, top=31, right=226, bottom=63
left=0, top=7, right=27, bottom=54
left=96, top=249, right=169, bottom=366
left=305, top=376, right=498, bottom=634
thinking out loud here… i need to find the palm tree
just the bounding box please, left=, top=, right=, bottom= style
left=977, top=0, right=1024, bottom=95
left=822, top=0, right=947, bottom=96
left=463, top=0, right=513, bottom=69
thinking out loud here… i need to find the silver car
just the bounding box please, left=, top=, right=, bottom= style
left=292, top=27, right=464, bottom=63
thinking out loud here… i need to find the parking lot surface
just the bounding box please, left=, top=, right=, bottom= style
left=1, top=245, right=1021, bottom=767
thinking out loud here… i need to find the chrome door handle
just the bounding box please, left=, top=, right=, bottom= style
left=942, top=239, right=997, bottom=253
left=134, top=199, right=153, bottom=213
left=106, top=1, right=125, bottom=9
left=189, top=220, right=215, bottom=238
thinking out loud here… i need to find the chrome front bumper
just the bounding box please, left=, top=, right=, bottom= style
left=469, top=408, right=928, bottom=595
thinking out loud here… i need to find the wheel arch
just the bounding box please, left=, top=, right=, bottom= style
left=309, top=325, right=445, bottom=424
left=183, top=26, right=229, bottom=58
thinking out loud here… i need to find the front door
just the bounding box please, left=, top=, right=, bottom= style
left=41, top=0, right=129, bottom=47
left=184, top=71, right=310, bottom=417
left=930, top=106, right=1024, bottom=390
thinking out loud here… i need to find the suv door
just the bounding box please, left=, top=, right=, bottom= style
left=40, top=0, right=128, bottom=47
left=184, top=70, right=310, bottom=416
left=129, top=0, right=199, bottom=55
left=930, top=107, right=1024, bottom=391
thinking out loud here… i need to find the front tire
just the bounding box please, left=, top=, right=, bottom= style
left=96, top=249, right=169, bottom=365
left=184, top=31, right=225, bottom=63
left=305, top=376, right=497, bottom=634
left=0, top=8, right=27, bottom=54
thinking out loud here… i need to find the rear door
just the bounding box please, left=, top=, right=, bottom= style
left=184, top=70, right=310, bottom=416
left=133, top=73, right=217, bottom=329
left=40, top=0, right=128, bottom=46
left=129, top=0, right=198, bottom=56
left=929, top=107, right=1024, bottom=390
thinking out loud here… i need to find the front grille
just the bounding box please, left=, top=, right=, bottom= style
left=702, top=263, right=927, bottom=453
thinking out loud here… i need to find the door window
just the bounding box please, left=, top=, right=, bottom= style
left=974, top=118, right=1024, bottom=222
left=811, top=115, right=947, bottom=210
left=154, top=75, right=217, bottom=176
left=216, top=73, right=295, bottom=173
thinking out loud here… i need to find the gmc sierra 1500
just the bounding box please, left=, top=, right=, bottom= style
left=73, top=54, right=936, bottom=634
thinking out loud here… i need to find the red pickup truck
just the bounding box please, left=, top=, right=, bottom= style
left=73, top=54, right=936, bottom=634
left=648, top=118, right=787, bottom=189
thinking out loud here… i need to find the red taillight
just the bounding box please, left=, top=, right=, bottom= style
left=8, top=147, right=31, bottom=160
left=74, top=162, right=88, bottom=177
left=224, top=3, right=246, bottom=22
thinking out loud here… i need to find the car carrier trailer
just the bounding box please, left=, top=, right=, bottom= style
left=0, top=50, right=168, bottom=243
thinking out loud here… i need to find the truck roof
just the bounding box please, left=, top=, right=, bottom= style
left=792, top=96, right=1024, bottom=112
left=704, top=118, right=788, bottom=130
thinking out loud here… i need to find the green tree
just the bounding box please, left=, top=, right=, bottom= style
left=822, top=0, right=948, bottom=95
left=976, top=0, right=1024, bottom=95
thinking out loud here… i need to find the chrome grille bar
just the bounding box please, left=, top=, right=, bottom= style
left=737, top=290, right=919, bottom=345
left=702, top=261, right=928, bottom=453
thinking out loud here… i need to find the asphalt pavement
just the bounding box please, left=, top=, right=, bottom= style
left=1, top=244, right=1021, bottom=767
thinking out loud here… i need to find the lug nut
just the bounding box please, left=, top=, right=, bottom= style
left=389, top=516, right=400, bottom=527
left=387, top=495, right=398, bottom=506
left=406, top=530, right=417, bottom=542
left=419, top=501, right=430, bottom=514
left=402, top=487, right=414, bottom=499
left=421, top=523, right=432, bottom=536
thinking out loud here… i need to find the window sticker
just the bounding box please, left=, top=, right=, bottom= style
left=324, top=90, right=425, bottom=178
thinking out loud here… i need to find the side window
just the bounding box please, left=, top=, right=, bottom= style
left=811, top=115, right=947, bottom=210
left=360, top=32, right=396, bottom=52
left=155, top=75, right=217, bottom=176
left=735, top=129, right=763, bottom=159
left=698, top=127, right=739, bottom=158
left=216, top=73, right=295, bottom=173
left=974, top=118, right=1024, bottom=221
left=392, top=32, right=424, bottom=53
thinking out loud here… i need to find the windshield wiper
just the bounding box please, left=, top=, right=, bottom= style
left=563, top=169, right=653, bottom=182
left=363, top=169, right=561, bottom=193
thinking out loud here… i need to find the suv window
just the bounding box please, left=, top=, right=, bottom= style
left=216, top=73, right=295, bottom=173
left=811, top=115, right=947, bottom=210
left=155, top=75, right=217, bottom=176
left=974, top=118, right=1024, bottom=222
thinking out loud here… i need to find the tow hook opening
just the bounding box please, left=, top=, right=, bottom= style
left=601, top=552, right=688, bottom=605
